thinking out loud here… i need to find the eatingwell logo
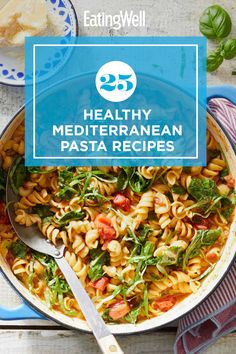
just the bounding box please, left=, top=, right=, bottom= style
left=84, top=10, right=146, bottom=30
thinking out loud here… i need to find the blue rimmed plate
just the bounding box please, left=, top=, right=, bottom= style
left=0, top=0, right=78, bottom=87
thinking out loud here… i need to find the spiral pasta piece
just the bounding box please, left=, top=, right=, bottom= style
left=15, top=209, right=40, bottom=227
left=40, top=222, right=68, bottom=246
left=138, top=166, right=160, bottom=179
left=149, top=271, right=190, bottom=299
left=202, top=158, right=226, bottom=178
left=64, top=251, right=88, bottom=284
left=16, top=189, right=51, bottom=209
left=85, top=229, right=99, bottom=249
left=134, top=190, right=154, bottom=227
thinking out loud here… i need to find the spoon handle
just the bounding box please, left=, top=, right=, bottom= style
left=55, top=256, right=124, bottom=354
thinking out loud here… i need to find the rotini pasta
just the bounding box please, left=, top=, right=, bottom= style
left=0, top=124, right=234, bottom=324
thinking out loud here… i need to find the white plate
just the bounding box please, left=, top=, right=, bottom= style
left=0, top=0, right=78, bottom=87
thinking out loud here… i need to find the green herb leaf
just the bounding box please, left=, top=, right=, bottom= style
left=137, top=224, right=153, bottom=242
left=171, top=184, right=186, bottom=195
left=88, top=248, right=109, bottom=281
left=207, top=50, right=224, bottom=72
left=188, top=178, right=219, bottom=201
left=207, top=149, right=220, bottom=160
left=91, top=171, right=117, bottom=183
left=183, top=229, right=221, bottom=270
left=124, top=304, right=142, bottom=324
left=220, top=168, right=229, bottom=180
left=221, top=38, right=236, bottom=60
left=55, top=210, right=85, bottom=227
left=32, top=205, right=54, bottom=219
left=117, top=167, right=135, bottom=191
left=9, top=240, right=28, bottom=259
left=9, top=157, right=28, bottom=195
left=199, top=5, right=232, bottom=39
left=129, top=171, right=153, bottom=193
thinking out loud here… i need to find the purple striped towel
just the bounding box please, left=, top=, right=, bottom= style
left=174, top=98, right=236, bottom=354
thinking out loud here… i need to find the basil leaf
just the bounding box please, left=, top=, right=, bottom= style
left=207, top=50, right=224, bottom=72
left=199, top=5, right=232, bottom=39
left=9, top=157, right=28, bottom=195
left=171, top=184, right=186, bottom=195
left=9, top=240, right=28, bottom=259
left=221, top=38, right=236, bottom=60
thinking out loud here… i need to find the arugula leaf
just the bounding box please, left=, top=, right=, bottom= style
left=9, top=240, right=28, bottom=259
left=207, top=149, right=220, bottom=160
left=9, top=157, right=28, bottom=195
left=188, top=178, right=219, bottom=201
left=57, top=169, right=77, bottom=200
left=124, top=304, right=142, bottom=324
left=91, top=171, right=117, bottom=183
left=183, top=229, right=221, bottom=270
left=137, top=224, right=153, bottom=243
left=171, top=184, right=186, bottom=195
left=220, top=168, right=229, bottom=180
left=155, top=246, right=184, bottom=267
left=55, top=210, right=85, bottom=227
left=129, top=171, right=154, bottom=193
left=117, top=167, right=135, bottom=191
left=32, top=205, right=54, bottom=219
left=88, top=248, right=109, bottom=281
left=219, top=197, right=234, bottom=220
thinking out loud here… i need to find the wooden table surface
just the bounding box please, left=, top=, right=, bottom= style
left=0, top=0, right=235, bottom=353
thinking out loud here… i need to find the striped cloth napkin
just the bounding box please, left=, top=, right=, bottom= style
left=174, top=98, right=236, bottom=354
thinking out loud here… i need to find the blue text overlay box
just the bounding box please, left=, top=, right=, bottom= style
left=25, top=37, right=206, bottom=166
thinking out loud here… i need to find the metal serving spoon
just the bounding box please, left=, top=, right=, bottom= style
left=6, top=172, right=123, bottom=354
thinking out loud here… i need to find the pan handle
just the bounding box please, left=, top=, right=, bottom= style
left=0, top=270, right=45, bottom=320
left=207, top=85, right=236, bottom=105
left=0, top=302, right=44, bottom=320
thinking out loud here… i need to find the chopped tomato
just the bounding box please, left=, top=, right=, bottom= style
left=113, top=193, right=131, bottom=212
left=0, top=201, right=5, bottom=215
left=0, top=201, right=9, bottom=224
left=192, top=216, right=210, bottom=230
left=212, top=175, right=220, bottom=185
left=88, top=277, right=109, bottom=292
left=224, top=175, right=235, bottom=189
left=154, top=197, right=165, bottom=206
left=94, top=214, right=116, bottom=241
left=109, top=301, right=130, bottom=321
left=193, top=224, right=208, bottom=230
left=206, top=249, right=219, bottom=263
left=6, top=250, right=14, bottom=267
left=0, top=215, right=9, bottom=225
left=182, top=217, right=190, bottom=223
left=153, top=295, right=177, bottom=312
